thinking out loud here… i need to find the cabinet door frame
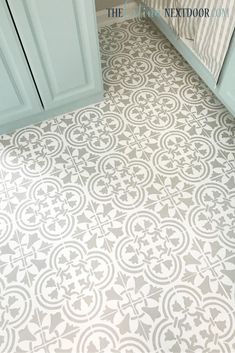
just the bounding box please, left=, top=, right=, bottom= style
left=0, top=0, right=43, bottom=127
left=8, top=0, right=103, bottom=110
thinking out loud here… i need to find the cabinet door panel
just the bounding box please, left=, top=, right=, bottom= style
left=8, top=0, right=103, bottom=109
left=0, top=0, right=42, bottom=126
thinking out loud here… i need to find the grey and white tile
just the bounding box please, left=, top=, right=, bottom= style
left=0, top=16, right=234, bottom=353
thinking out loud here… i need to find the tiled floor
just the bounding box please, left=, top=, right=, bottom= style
left=0, top=17, right=235, bottom=353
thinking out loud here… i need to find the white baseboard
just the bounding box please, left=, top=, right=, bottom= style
left=96, top=1, right=140, bottom=28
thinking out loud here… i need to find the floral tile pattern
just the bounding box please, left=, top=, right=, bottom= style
left=152, top=284, right=235, bottom=353
left=0, top=17, right=234, bottom=353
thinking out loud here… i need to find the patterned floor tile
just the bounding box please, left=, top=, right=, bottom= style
left=175, top=101, right=224, bottom=137
left=0, top=133, right=12, bottom=151
left=0, top=215, right=40, bottom=289
left=212, top=110, right=235, bottom=151
left=0, top=283, right=42, bottom=353
left=102, top=52, right=159, bottom=92
left=12, top=306, right=83, bottom=353
left=76, top=150, right=154, bottom=216
left=33, top=240, right=117, bottom=327
left=189, top=181, right=235, bottom=251
left=58, top=99, right=125, bottom=155
left=13, top=176, right=84, bottom=237
left=152, top=284, right=235, bottom=353
left=77, top=320, right=151, bottom=353
left=28, top=311, right=81, bottom=353
left=72, top=215, right=126, bottom=257
left=0, top=126, right=68, bottom=178
left=123, top=88, right=180, bottom=131
left=0, top=167, right=35, bottom=214
left=0, top=16, right=235, bottom=353
left=143, top=173, right=195, bottom=220
left=99, top=18, right=165, bottom=58
left=150, top=130, right=217, bottom=182
left=88, top=269, right=171, bottom=349
left=210, top=255, right=235, bottom=308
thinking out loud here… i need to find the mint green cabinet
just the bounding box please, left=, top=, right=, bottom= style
left=0, top=0, right=103, bottom=134
left=0, top=0, right=43, bottom=127
left=8, top=0, right=103, bottom=110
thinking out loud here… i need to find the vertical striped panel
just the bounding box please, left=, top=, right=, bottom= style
left=141, top=0, right=235, bottom=82
left=178, top=0, right=196, bottom=40
left=141, top=0, right=179, bottom=35
left=194, top=0, right=235, bottom=81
